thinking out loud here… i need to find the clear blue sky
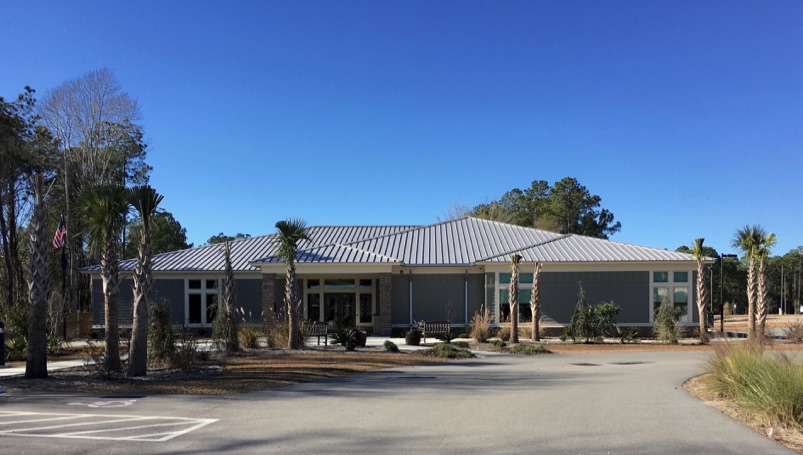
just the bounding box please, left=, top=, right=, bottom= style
left=2, top=1, right=801, bottom=256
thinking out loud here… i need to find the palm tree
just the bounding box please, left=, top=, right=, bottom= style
left=25, top=175, right=50, bottom=378
left=215, top=240, right=239, bottom=353
left=275, top=218, right=310, bottom=350
left=530, top=262, right=543, bottom=342
left=509, top=254, right=522, bottom=344
left=82, top=183, right=129, bottom=372
left=732, top=225, right=763, bottom=340
left=756, top=231, right=777, bottom=340
left=690, top=238, right=709, bottom=344
left=127, top=185, right=163, bottom=376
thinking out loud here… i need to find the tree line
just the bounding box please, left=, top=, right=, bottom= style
left=0, top=69, right=194, bottom=377
left=444, top=177, right=621, bottom=239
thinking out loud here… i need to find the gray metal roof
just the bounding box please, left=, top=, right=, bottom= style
left=479, top=233, right=697, bottom=263
left=86, top=218, right=695, bottom=273
left=89, top=225, right=418, bottom=272
left=255, top=217, right=696, bottom=266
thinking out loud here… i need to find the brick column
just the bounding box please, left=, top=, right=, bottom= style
left=379, top=273, right=392, bottom=335
left=262, top=273, right=276, bottom=325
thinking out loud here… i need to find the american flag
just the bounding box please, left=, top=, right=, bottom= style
left=52, top=215, right=67, bottom=249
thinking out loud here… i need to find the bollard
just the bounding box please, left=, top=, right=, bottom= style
left=0, top=321, right=5, bottom=366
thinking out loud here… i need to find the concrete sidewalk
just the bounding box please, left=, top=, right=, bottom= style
left=0, top=358, right=88, bottom=378
left=0, top=336, right=439, bottom=379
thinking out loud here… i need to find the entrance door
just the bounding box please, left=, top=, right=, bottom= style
left=324, top=293, right=356, bottom=328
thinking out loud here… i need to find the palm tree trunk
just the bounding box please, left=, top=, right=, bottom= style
left=25, top=175, right=49, bottom=378
left=756, top=259, right=768, bottom=342
left=128, top=224, right=151, bottom=376
left=697, top=263, right=709, bottom=344
left=747, top=258, right=757, bottom=340
left=286, top=259, right=299, bottom=349
left=510, top=257, right=519, bottom=344
left=102, top=238, right=121, bottom=372
left=530, top=262, right=542, bottom=342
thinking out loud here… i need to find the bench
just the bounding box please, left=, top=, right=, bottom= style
left=422, top=320, right=451, bottom=343
left=301, top=321, right=329, bottom=346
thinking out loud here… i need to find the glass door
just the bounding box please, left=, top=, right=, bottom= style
left=324, top=293, right=356, bottom=328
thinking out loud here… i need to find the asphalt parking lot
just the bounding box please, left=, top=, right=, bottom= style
left=0, top=350, right=795, bottom=454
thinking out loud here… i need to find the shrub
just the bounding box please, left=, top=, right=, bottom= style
left=490, top=339, right=506, bottom=348
left=1, top=303, right=28, bottom=342
left=148, top=298, right=175, bottom=365
left=47, top=336, right=65, bottom=355
left=265, top=321, right=289, bottom=348
left=212, top=304, right=239, bottom=354
left=654, top=294, right=681, bottom=344
left=384, top=340, right=399, bottom=352
left=506, top=344, right=551, bottom=355
left=497, top=326, right=511, bottom=341
left=239, top=325, right=261, bottom=349
left=437, top=331, right=457, bottom=343
left=616, top=327, right=640, bottom=344
left=5, top=336, right=27, bottom=361
left=707, top=343, right=803, bottom=428
left=563, top=285, right=620, bottom=343
left=470, top=308, right=491, bottom=343
left=170, top=331, right=200, bottom=372
left=432, top=343, right=473, bottom=359
left=83, top=340, right=114, bottom=379
left=785, top=320, right=803, bottom=343
left=330, top=328, right=357, bottom=351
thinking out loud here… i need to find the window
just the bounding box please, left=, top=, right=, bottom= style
left=303, top=277, right=375, bottom=327
left=674, top=287, right=689, bottom=322
left=324, top=279, right=355, bottom=289
left=359, top=294, right=373, bottom=323
left=307, top=294, right=320, bottom=321
left=650, top=270, right=693, bottom=323
left=187, top=278, right=219, bottom=326
left=498, top=289, right=533, bottom=323
left=499, top=273, right=534, bottom=284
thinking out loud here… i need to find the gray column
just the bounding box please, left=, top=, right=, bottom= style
left=262, top=273, right=276, bottom=325
left=379, top=273, right=392, bottom=335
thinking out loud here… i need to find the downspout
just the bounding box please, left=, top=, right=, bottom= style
left=464, top=268, right=469, bottom=326
left=408, top=268, right=413, bottom=326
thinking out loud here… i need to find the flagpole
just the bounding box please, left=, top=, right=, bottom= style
left=61, top=244, right=67, bottom=340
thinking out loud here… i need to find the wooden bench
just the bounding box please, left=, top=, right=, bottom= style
left=422, top=320, right=451, bottom=343
left=301, top=321, right=329, bottom=346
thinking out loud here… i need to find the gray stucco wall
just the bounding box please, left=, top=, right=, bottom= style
left=93, top=278, right=185, bottom=326
left=539, top=271, right=649, bottom=324
left=467, top=274, right=485, bottom=324
left=236, top=279, right=262, bottom=324
left=391, top=275, right=410, bottom=326
left=390, top=273, right=486, bottom=326
left=92, top=278, right=134, bottom=327
left=155, top=279, right=186, bottom=324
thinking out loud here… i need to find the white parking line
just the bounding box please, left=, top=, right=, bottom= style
left=0, top=411, right=217, bottom=442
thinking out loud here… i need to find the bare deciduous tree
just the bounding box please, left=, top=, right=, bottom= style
left=38, top=68, right=147, bottom=315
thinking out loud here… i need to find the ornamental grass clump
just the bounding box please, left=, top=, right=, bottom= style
left=470, top=308, right=491, bottom=343
left=707, top=343, right=803, bottom=428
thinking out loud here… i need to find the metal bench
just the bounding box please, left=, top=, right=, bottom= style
left=302, top=321, right=329, bottom=346
left=422, top=320, right=451, bottom=343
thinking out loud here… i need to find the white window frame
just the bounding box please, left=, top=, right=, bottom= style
left=649, top=270, right=693, bottom=324
left=302, top=277, right=376, bottom=328
left=494, top=271, right=534, bottom=324
left=185, top=278, right=220, bottom=327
